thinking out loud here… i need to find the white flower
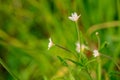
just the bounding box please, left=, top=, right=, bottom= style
left=75, top=41, right=80, bottom=53
left=48, top=38, right=54, bottom=50
left=68, top=12, right=81, bottom=22
left=81, top=44, right=88, bottom=51
left=96, top=32, right=99, bottom=35
left=93, top=49, right=100, bottom=57
left=75, top=41, right=88, bottom=53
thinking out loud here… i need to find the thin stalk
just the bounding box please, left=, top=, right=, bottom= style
left=97, top=56, right=101, bottom=80
left=75, top=21, right=80, bottom=43
left=69, top=70, right=75, bottom=80
left=85, top=67, right=93, bottom=80
left=67, top=63, right=75, bottom=80
left=55, top=44, right=78, bottom=58
left=75, top=21, right=81, bottom=61
left=96, top=33, right=100, bottom=49
left=95, top=33, right=101, bottom=80
left=0, top=58, right=19, bottom=80
left=87, top=21, right=120, bottom=36
left=55, top=44, right=72, bottom=53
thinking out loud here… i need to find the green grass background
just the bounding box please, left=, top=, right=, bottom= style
left=0, top=0, right=120, bottom=80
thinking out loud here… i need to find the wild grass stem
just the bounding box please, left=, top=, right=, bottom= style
left=96, top=33, right=101, bottom=80
left=0, top=58, right=19, bottom=80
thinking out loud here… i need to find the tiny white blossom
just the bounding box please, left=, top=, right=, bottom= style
left=68, top=12, right=81, bottom=22
left=81, top=44, right=88, bottom=51
left=75, top=41, right=88, bottom=53
left=75, top=41, right=80, bottom=53
left=48, top=38, right=54, bottom=50
left=96, top=32, right=99, bottom=35
left=93, top=49, right=100, bottom=57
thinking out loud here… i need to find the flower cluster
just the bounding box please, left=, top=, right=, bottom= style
left=48, top=12, right=100, bottom=58
left=46, top=11, right=119, bottom=80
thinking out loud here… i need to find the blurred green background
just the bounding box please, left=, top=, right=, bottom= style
left=0, top=0, right=120, bottom=80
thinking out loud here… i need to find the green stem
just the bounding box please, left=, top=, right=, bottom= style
left=95, top=33, right=101, bottom=80
left=85, top=68, right=93, bottom=80
left=75, top=21, right=81, bottom=60
left=55, top=44, right=72, bottom=53
left=97, top=56, right=101, bottom=80
left=96, top=33, right=100, bottom=49
left=55, top=44, right=78, bottom=58
left=0, top=58, right=19, bottom=80
left=75, top=21, right=80, bottom=43
left=69, top=70, right=75, bottom=80
left=67, top=64, right=75, bottom=80
left=87, top=21, right=120, bottom=36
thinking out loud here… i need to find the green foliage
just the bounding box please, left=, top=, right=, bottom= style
left=0, top=0, right=120, bottom=80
